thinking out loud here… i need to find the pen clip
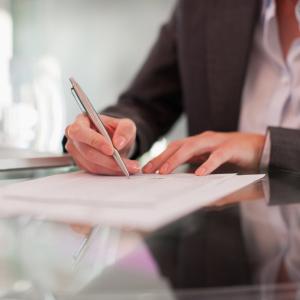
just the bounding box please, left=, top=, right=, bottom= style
left=71, top=87, right=86, bottom=115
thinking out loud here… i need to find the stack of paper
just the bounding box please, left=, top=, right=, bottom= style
left=0, top=172, right=264, bottom=231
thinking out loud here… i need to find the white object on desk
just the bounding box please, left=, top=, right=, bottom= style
left=0, top=155, right=74, bottom=171
left=0, top=147, right=74, bottom=171
left=0, top=172, right=265, bottom=231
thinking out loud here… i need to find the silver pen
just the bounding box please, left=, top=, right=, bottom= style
left=72, top=225, right=102, bottom=267
left=70, top=77, right=130, bottom=178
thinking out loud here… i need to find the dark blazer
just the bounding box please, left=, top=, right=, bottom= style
left=103, top=0, right=300, bottom=172
left=146, top=206, right=252, bottom=288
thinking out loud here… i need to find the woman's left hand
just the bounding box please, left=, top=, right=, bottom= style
left=143, top=131, right=266, bottom=176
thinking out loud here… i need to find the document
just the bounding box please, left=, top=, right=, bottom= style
left=0, top=172, right=264, bottom=231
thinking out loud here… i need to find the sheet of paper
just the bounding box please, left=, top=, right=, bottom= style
left=1, top=172, right=237, bottom=207
left=0, top=172, right=265, bottom=231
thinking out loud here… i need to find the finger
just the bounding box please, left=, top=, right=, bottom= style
left=112, top=118, right=136, bottom=151
left=75, top=113, right=91, bottom=127
left=70, top=224, right=92, bottom=235
left=159, top=139, right=214, bottom=175
left=65, top=125, right=71, bottom=139
left=75, top=114, right=116, bottom=136
left=99, top=115, right=119, bottom=136
left=67, top=123, right=114, bottom=156
left=74, top=140, right=140, bottom=174
left=100, top=115, right=119, bottom=128
left=195, top=146, right=232, bottom=176
left=66, top=141, right=90, bottom=172
left=67, top=141, right=103, bottom=174
left=143, top=142, right=180, bottom=174
left=67, top=141, right=126, bottom=175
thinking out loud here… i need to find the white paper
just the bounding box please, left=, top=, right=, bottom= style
left=2, top=172, right=236, bottom=206
left=0, top=172, right=265, bottom=231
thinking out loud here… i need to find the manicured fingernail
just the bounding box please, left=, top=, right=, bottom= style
left=196, top=167, right=206, bottom=176
left=160, top=163, right=169, bottom=174
left=115, top=136, right=126, bottom=150
left=143, top=163, right=153, bottom=173
left=101, top=145, right=113, bottom=155
left=129, top=162, right=140, bottom=172
left=132, top=166, right=141, bottom=173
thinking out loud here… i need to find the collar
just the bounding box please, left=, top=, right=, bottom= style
left=262, top=0, right=300, bottom=22
left=262, top=0, right=272, bottom=12
left=261, top=0, right=275, bottom=24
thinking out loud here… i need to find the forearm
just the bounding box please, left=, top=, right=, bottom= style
left=102, top=5, right=182, bottom=157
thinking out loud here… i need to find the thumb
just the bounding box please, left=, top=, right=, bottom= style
left=112, top=118, right=136, bottom=151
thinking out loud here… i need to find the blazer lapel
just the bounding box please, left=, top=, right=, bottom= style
left=206, top=0, right=261, bottom=131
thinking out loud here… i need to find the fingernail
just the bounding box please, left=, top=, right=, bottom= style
left=132, top=166, right=141, bottom=173
left=115, top=136, right=126, bottom=150
left=196, top=167, right=206, bottom=176
left=143, top=163, right=153, bottom=173
left=129, top=161, right=140, bottom=172
left=101, top=145, right=113, bottom=155
left=160, top=163, right=169, bottom=174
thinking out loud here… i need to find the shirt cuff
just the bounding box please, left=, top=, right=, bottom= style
left=260, top=131, right=271, bottom=171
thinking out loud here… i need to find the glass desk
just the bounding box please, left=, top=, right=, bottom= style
left=0, top=167, right=299, bottom=300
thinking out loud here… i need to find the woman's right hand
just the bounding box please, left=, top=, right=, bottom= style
left=65, top=114, right=140, bottom=175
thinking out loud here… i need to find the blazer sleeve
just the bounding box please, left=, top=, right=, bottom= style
left=102, top=6, right=183, bottom=157
left=269, top=127, right=300, bottom=172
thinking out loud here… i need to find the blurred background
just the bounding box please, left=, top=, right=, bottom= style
left=0, top=0, right=185, bottom=155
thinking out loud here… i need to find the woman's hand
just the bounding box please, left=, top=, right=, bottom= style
left=65, top=114, right=140, bottom=175
left=143, top=131, right=266, bottom=176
